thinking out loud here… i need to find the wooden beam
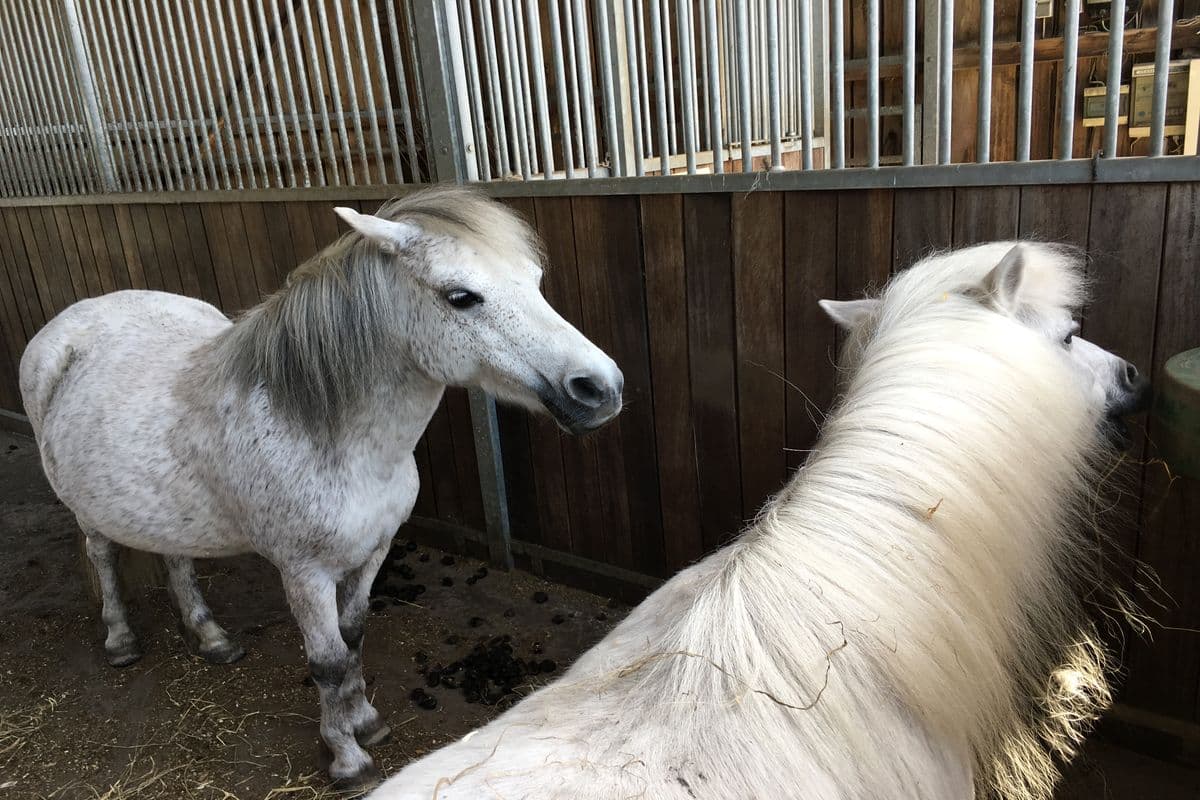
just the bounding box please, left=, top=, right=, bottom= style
left=844, top=22, right=1200, bottom=80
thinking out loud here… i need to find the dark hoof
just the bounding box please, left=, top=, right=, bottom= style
left=199, top=640, right=246, bottom=665
left=355, top=716, right=391, bottom=747
left=106, top=645, right=142, bottom=668
left=330, top=763, right=382, bottom=792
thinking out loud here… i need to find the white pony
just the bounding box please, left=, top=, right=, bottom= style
left=18, top=187, right=623, bottom=787
left=368, top=242, right=1149, bottom=800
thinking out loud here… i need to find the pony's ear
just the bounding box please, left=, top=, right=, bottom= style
left=334, top=207, right=418, bottom=254
left=818, top=298, right=879, bottom=331
left=981, top=245, right=1027, bottom=313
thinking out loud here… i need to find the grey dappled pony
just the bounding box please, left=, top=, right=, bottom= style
left=19, top=186, right=623, bottom=786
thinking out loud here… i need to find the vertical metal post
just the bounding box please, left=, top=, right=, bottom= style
left=735, top=0, right=753, bottom=171
left=649, top=0, right=671, bottom=174
left=460, top=1, right=493, bottom=180
left=921, top=0, right=940, bottom=164
left=595, top=0, right=626, bottom=176
left=562, top=0, right=587, bottom=168
left=498, top=0, right=531, bottom=178
left=766, top=0, right=782, bottom=170
left=798, top=0, right=814, bottom=169
left=1059, top=0, right=1080, bottom=159
left=524, top=0, right=555, bottom=178
left=867, top=0, right=880, bottom=167
left=830, top=0, right=845, bottom=168
left=175, top=0, right=225, bottom=189
left=1149, top=0, right=1174, bottom=156
left=938, top=0, right=954, bottom=164
left=300, top=0, right=339, bottom=184
left=1016, top=0, right=1035, bottom=161
left=681, top=0, right=702, bottom=173
left=60, top=0, right=118, bottom=191
left=620, top=0, right=645, bottom=176
left=705, top=0, right=724, bottom=171
left=511, top=0, right=540, bottom=175
left=272, top=0, right=311, bottom=187
left=250, top=0, right=295, bottom=186
left=571, top=0, right=600, bottom=176
left=1102, top=0, right=1126, bottom=158
left=313, top=0, right=354, bottom=184
left=479, top=0, right=513, bottom=177
left=548, top=0, right=576, bottom=177
left=977, top=0, right=993, bottom=163
left=901, top=0, right=915, bottom=165
left=84, top=0, right=141, bottom=191
left=411, top=0, right=510, bottom=568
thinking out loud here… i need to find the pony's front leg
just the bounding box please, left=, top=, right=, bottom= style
left=337, top=540, right=392, bottom=747
left=163, top=555, right=245, bottom=664
left=280, top=567, right=378, bottom=788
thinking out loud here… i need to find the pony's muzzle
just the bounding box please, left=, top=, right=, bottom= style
left=545, top=367, right=623, bottom=435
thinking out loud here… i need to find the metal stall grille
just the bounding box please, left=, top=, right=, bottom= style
left=0, top=1, right=1197, bottom=199
left=0, top=0, right=431, bottom=197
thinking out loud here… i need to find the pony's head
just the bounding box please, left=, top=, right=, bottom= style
left=820, top=242, right=1149, bottom=446
left=327, top=188, right=623, bottom=434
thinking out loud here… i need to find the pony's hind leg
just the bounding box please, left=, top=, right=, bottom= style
left=163, top=555, right=245, bottom=664
left=281, top=567, right=378, bottom=788
left=337, top=541, right=391, bottom=747
left=82, top=530, right=141, bottom=667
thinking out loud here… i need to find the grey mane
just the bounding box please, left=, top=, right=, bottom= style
left=210, top=186, right=543, bottom=436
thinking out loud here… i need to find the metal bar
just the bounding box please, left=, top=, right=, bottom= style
left=1016, top=0, right=1035, bottom=161
left=204, top=0, right=255, bottom=189
left=330, top=0, right=369, bottom=183
left=705, top=0, right=724, bottom=172
left=596, top=0, right=624, bottom=176
left=0, top=11, right=40, bottom=196
left=938, top=0, right=954, bottom=164
left=7, top=0, right=70, bottom=195
left=461, top=0, right=492, bottom=180
left=562, top=0, right=586, bottom=167
left=497, top=0, right=530, bottom=178
left=698, top=0, right=711, bottom=148
left=405, top=0, right=434, bottom=180
left=635, top=0, right=653, bottom=159
left=115, top=0, right=163, bottom=189
left=649, top=0, right=671, bottom=174
left=1059, top=0, right=1080, bottom=160
left=977, top=0, right=993, bottom=163
left=314, top=0, right=354, bottom=184
left=511, top=0, right=541, bottom=175
left=735, top=0, right=753, bottom=171
left=179, top=0, right=229, bottom=189
left=830, top=0, right=845, bottom=168
left=159, top=0, right=211, bottom=190
left=799, top=0, right=814, bottom=169
left=477, top=0, right=511, bottom=178
left=571, top=0, right=600, bottom=177
left=22, top=1, right=87, bottom=194
left=148, top=0, right=204, bottom=190
left=765, top=0, right=781, bottom=170
left=867, top=0, right=881, bottom=167
left=250, top=0, right=295, bottom=186
left=684, top=0, right=700, bottom=153
left=131, top=0, right=184, bottom=189
left=901, top=0, right=916, bottom=165
left=443, top=0, right=479, bottom=182
left=299, top=0, right=337, bottom=185
left=42, top=2, right=94, bottom=193
left=662, top=0, right=676, bottom=153
left=223, top=0, right=270, bottom=187
left=383, top=0, right=421, bottom=182
left=679, top=0, right=700, bottom=173
left=61, top=0, right=119, bottom=191
left=0, top=66, right=25, bottom=195
left=467, top=391, right=513, bottom=570
left=547, top=0, right=575, bottom=178
left=273, top=0, right=311, bottom=187
left=83, top=0, right=140, bottom=191
left=1102, top=0, right=1126, bottom=158
left=1149, top=0, right=1174, bottom=156
left=347, top=0, right=385, bottom=182
left=287, top=2, right=323, bottom=186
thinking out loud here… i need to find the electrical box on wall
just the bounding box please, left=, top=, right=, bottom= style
left=1128, top=60, right=1194, bottom=137
left=1082, top=85, right=1129, bottom=127
left=1034, top=0, right=1053, bottom=17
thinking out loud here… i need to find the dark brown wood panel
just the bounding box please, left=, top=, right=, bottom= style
left=733, top=192, right=787, bottom=520
left=16, top=206, right=69, bottom=317
left=1123, top=183, right=1200, bottom=720
left=262, top=203, right=299, bottom=286
left=953, top=186, right=1020, bottom=245
left=424, top=400, right=464, bottom=525
left=640, top=194, right=703, bottom=570
left=217, top=202, right=264, bottom=310
left=199, top=204, right=241, bottom=312
left=287, top=202, right=321, bottom=264
left=143, top=205, right=184, bottom=294
left=684, top=193, right=743, bottom=550
left=77, top=205, right=118, bottom=296
left=160, top=205, right=202, bottom=299
left=527, top=196, right=582, bottom=556
left=0, top=209, right=39, bottom=339
left=240, top=203, right=284, bottom=296
left=444, top=387, right=485, bottom=532
left=784, top=192, right=839, bottom=471
left=1018, top=184, right=1091, bottom=248
left=49, top=207, right=92, bottom=299
left=892, top=188, right=954, bottom=272
left=95, top=205, right=134, bottom=291
left=126, top=204, right=167, bottom=291
left=180, top=205, right=222, bottom=309
left=111, top=204, right=149, bottom=290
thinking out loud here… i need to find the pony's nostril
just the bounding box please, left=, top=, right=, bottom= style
left=1124, top=362, right=1140, bottom=387
left=566, top=375, right=605, bottom=408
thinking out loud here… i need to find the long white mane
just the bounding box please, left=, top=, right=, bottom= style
left=371, top=242, right=1130, bottom=800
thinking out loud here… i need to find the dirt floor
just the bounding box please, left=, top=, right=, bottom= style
left=1, top=428, right=1198, bottom=799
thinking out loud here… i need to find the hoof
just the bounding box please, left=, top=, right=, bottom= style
left=356, top=716, right=391, bottom=747
left=105, top=643, right=142, bottom=668
left=330, top=763, right=382, bottom=792
left=199, top=640, right=246, bottom=665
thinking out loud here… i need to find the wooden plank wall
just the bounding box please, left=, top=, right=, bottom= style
left=0, top=185, right=1197, bottom=723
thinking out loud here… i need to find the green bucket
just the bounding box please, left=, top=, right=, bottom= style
left=1154, top=348, right=1200, bottom=481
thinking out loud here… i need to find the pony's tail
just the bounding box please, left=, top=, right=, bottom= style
left=19, top=320, right=85, bottom=436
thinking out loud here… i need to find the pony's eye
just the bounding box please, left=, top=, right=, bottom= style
left=1062, top=332, right=1073, bottom=347
left=445, top=289, right=483, bottom=309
